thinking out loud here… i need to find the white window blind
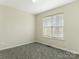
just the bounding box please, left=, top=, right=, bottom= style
left=43, top=17, right=52, bottom=37
left=43, top=13, right=64, bottom=39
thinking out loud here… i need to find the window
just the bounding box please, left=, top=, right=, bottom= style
left=43, top=17, right=52, bottom=37
left=43, top=13, right=64, bottom=40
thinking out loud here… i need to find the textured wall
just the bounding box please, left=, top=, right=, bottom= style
left=36, top=0, right=79, bottom=54
left=0, top=5, right=35, bottom=50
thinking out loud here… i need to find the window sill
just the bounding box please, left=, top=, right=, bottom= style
left=42, top=36, right=64, bottom=40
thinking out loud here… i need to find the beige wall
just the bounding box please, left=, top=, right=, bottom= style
left=0, top=5, right=35, bottom=50
left=36, top=0, right=79, bottom=54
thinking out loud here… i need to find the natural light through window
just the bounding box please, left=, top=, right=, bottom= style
left=43, top=13, right=64, bottom=40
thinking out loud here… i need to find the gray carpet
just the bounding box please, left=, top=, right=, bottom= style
left=0, top=42, right=79, bottom=59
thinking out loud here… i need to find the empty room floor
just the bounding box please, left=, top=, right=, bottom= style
left=0, top=42, right=79, bottom=59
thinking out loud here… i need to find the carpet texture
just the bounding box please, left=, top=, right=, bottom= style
left=0, top=42, right=79, bottom=59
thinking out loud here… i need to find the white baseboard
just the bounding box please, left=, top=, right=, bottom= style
left=1, top=40, right=79, bottom=55
left=59, top=47, right=79, bottom=55
left=0, top=41, right=34, bottom=51
left=37, top=41, right=79, bottom=55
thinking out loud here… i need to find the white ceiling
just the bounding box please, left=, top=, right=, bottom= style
left=0, top=0, right=76, bottom=14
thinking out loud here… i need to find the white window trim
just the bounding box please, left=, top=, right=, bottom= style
left=42, top=13, right=64, bottom=40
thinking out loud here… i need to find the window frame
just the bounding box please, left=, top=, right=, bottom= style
left=42, top=13, right=64, bottom=40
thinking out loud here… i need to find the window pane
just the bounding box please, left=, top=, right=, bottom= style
left=43, top=17, right=52, bottom=27
left=43, top=27, right=51, bottom=37
left=51, top=14, right=64, bottom=26
left=42, top=13, right=64, bottom=39
left=52, top=27, right=63, bottom=37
